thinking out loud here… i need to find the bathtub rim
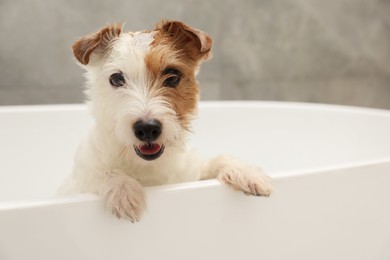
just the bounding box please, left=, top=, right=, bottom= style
left=1, top=156, right=389, bottom=211
left=0, top=100, right=390, bottom=117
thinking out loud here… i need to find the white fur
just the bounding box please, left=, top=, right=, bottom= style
left=60, top=29, right=273, bottom=222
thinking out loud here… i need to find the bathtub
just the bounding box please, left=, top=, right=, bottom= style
left=0, top=101, right=389, bottom=260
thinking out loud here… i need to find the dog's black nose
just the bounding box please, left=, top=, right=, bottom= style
left=133, top=119, right=162, bottom=142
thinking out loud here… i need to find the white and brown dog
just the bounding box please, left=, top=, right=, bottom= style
left=60, top=20, right=273, bottom=222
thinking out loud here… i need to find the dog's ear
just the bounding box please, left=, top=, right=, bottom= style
left=72, top=23, right=122, bottom=65
left=156, top=20, right=212, bottom=61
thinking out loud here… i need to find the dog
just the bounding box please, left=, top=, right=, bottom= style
left=59, top=20, right=273, bottom=222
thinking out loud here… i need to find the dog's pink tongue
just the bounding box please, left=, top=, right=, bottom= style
left=139, top=144, right=161, bottom=155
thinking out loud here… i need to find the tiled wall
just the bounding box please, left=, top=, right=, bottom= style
left=1, top=0, right=389, bottom=108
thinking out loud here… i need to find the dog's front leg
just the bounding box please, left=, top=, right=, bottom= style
left=201, top=155, right=273, bottom=197
left=100, top=171, right=146, bottom=222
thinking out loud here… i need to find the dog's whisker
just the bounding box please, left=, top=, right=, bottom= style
left=118, top=144, right=127, bottom=158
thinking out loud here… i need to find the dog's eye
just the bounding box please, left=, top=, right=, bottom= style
left=162, top=68, right=181, bottom=88
left=109, top=72, right=126, bottom=88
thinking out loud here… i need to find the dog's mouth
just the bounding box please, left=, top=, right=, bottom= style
left=134, top=143, right=165, bottom=161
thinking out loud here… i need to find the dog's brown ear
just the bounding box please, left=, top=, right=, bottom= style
left=156, top=20, right=212, bottom=61
left=72, top=23, right=122, bottom=65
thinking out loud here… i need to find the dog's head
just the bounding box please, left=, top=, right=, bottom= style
left=72, top=20, right=212, bottom=162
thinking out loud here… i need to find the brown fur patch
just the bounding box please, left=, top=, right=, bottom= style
left=144, top=20, right=213, bottom=128
left=155, top=20, right=212, bottom=61
left=72, top=23, right=122, bottom=65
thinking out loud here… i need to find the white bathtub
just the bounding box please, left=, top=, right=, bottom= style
left=0, top=101, right=390, bottom=260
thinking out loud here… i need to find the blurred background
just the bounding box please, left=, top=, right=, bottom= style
left=0, top=0, right=389, bottom=108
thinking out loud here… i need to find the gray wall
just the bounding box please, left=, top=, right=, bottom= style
left=1, top=0, right=389, bottom=108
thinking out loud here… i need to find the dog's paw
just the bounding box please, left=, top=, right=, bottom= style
left=214, top=157, right=273, bottom=197
left=101, top=173, right=146, bottom=222
left=218, top=167, right=273, bottom=197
